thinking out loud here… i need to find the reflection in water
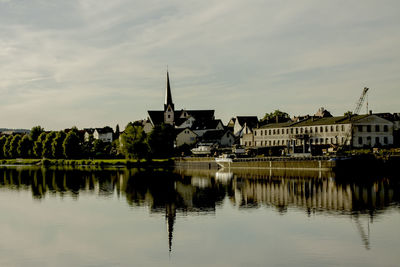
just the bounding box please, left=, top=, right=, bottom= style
left=0, top=166, right=399, bottom=252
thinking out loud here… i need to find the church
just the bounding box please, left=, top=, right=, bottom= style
left=147, top=72, right=215, bottom=128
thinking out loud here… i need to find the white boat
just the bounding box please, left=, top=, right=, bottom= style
left=215, top=154, right=234, bottom=168
left=191, top=144, right=213, bottom=155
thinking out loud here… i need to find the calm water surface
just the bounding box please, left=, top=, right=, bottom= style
left=0, top=166, right=399, bottom=267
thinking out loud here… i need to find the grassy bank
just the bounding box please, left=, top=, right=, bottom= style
left=0, top=158, right=174, bottom=167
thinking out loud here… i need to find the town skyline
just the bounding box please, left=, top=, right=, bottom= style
left=1, top=1, right=399, bottom=130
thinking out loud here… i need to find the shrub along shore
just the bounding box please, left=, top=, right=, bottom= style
left=0, top=158, right=174, bottom=167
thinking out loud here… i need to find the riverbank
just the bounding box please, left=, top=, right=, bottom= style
left=0, top=158, right=174, bottom=168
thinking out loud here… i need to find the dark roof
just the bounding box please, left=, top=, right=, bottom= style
left=84, top=128, right=95, bottom=134
left=201, top=130, right=226, bottom=142
left=191, top=119, right=223, bottom=130
left=236, top=116, right=258, bottom=128
left=259, top=121, right=295, bottom=129
left=148, top=109, right=215, bottom=126
left=95, top=126, right=114, bottom=134
left=258, top=115, right=371, bottom=129
left=148, top=110, right=164, bottom=125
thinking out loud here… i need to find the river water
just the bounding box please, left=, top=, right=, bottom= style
left=0, top=166, right=399, bottom=267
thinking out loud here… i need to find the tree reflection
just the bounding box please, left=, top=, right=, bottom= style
left=0, top=166, right=399, bottom=252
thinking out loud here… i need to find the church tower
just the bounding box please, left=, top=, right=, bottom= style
left=164, top=71, right=175, bottom=125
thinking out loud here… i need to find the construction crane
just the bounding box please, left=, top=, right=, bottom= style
left=354, top=87, right=369, bottom=116
left=338, top=87, right=369, bottom=152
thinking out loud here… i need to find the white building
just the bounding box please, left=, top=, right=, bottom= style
left=250, top=114, right=393, bottom=149
left=85, top=127, right=114, bottom=143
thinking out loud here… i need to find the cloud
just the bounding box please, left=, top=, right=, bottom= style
left=0, top=0, right=399, bottom=129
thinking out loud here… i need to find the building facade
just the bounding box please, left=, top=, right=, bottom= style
left=250, top=114, right=393, bottom=149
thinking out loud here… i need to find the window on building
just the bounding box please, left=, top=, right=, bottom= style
left=315, top=138, right=318, bottom=144
left=269, top=130, right=271, bottom=135
left=375, top=137, right=380, bottom=145
left=341, top=125, right=345, bottom=131
left=358, top=125, right=363, bottom=132
left=245, top=141, right=247, bottom=146
left=273, top=130, right=276, bottom=135
left=336, top=125, right=339, bottom=131
left=330, top=126, right=334, bottom=132
left=325, top=126, right=328, bottom=132
left=320, top=138, right=323, bottom=144
left=260, top=130, right=263, bottom=136
left=375, top=125, right=380, bottom=132
left=319, top=127, right=323, bottom=132
left=384, top=125, right=388, bottom=132
left=254, top=131, right=257, bottom=136
left=358, top=137, right=363, bottom=145
left=277, top=129, right=280, bottom=135
left=269, top=141, right=271, bottom=146
left=296, top=128, right=299, bottom=134
left=384, top=137, right=388, bottom=144
left=273, top=140, right=275, bottom=146
left=265, top=130, right=268, bottom=135
left=310, top=128, right=313, bottom=133
left=367, top=125, right=371, bottom=132
left=291, top=128, right=294, bottom=134
left=330, top=138, right=334, bottom=144
left=367, top=136, right=371, bottom=145
left=315, top=127, right=318, bottom=133
left=286, top=129, right=289, bottom=134
left=300, top=128, right=303, bottom=133
left=168, top=115, right=171, bottom=118
left=325, top=138, right=329, bottom=144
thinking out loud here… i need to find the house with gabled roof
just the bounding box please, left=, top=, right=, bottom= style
left=84, top=126, right=114, bottom=143
left=175, top=128, right=197, bottom=147
left=200, top=130, right=235, bottom=147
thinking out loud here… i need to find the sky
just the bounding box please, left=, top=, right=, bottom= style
left=1, top=0, right=399, bottom=130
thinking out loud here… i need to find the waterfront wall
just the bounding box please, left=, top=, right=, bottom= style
left=175, top=157, right=335, bottom=171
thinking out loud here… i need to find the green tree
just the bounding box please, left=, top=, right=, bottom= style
left=18, top=135, right=33, bottom=158
left=147, top=124, right=175, bottom=158
left=261, top=110, right=290, bottom=123
left=63, top=131, right=81, bottom=159
left=30, top=126, right=44, bottom=142
left=9, top=135, right=22, bottom=158
left=0, top=136, right=7, bottom=159
left=114, top=124, right=120, bottom=140
left=120, top=124, right=149, bottom=159
left=344, top=111, right=353, bottom=117
left=42, top=131, right=56, bottom=158
left=52, top=131, right=66, bottom=159
left=33, top=132, right=47, bottom=158
left=3, top=135, right=13, bottom=158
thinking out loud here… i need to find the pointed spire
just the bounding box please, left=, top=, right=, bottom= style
left=166, top=203, right=176, bottom=254
left=164, top=71, right=174, bottom=111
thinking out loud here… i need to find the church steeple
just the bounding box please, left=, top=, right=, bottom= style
left=164, top=71, right=175, bottom=125
left=164, top=71, right=174, bottom=111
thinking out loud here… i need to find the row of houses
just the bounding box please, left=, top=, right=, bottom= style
left=141, top=73, right=400, bottom=152
left=240, top=109, right=400, bottom=153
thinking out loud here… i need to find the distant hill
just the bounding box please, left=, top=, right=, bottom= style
left=0, top=128, right=30, bottom=134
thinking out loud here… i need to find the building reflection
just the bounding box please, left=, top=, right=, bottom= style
left=0, top=166, right=399, bottom=251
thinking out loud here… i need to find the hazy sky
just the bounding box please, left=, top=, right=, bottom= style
left=1, top=0, right=399, bottom=130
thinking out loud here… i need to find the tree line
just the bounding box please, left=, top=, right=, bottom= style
left=0, top=123, right=176, bottom=160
